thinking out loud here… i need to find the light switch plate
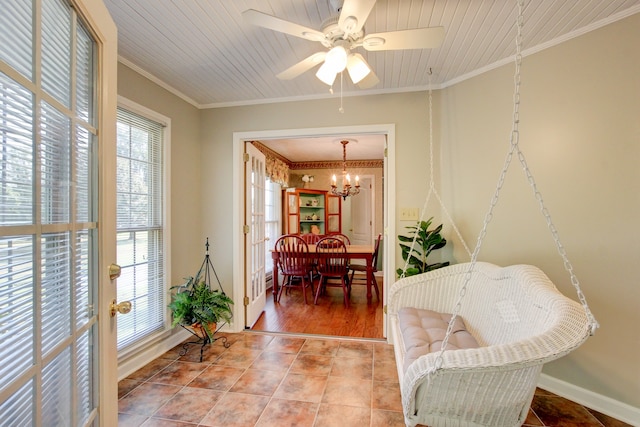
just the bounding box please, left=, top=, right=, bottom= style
left=400, top=208, right=419, bottom=221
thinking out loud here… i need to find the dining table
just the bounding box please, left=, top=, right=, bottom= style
left=271, top=243, right=375, bottom=303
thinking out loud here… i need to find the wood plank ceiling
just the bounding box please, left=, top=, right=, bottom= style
left=104, top=0, right=640, bottom=109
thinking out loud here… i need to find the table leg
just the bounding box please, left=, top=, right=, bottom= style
left=271, top=252, right=279, bottom=303
left=366, top=255, right=373, bottom=300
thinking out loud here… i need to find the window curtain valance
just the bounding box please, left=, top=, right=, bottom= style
left=251, top=141, right=290, bottom=186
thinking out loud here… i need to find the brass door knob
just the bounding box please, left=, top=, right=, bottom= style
left=110, top=299, right=132, bottom=317
left=109, top=263, right=121, bottom=280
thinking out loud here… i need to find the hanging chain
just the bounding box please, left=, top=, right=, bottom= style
left=339, top=71, right=344, bottom=113
left=429, top=0, right=597, bottom=377
left=431, top=0, right=528, bottom=373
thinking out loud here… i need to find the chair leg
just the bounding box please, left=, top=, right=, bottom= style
left=302, top=276, right=308, bottom=304
left=341, top=276, right=350, bottom=308
left=314, top=276, right=323, bottom=305
left=276, top=277, right=286, bottom=302
left=372, top=275, right=380, bottom=300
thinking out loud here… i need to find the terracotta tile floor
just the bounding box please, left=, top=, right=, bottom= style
left=118, top=332, right=631, bottom=427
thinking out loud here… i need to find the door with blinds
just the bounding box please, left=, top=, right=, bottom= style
left=0, top=0, right=119, bottom=425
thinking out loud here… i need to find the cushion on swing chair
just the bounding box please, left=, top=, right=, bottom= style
left=397, top=307, right=479, bottom=373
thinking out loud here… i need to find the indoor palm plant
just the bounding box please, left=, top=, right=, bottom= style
left=168, top=272, right=234, bottom=341
left=396, top=217, right=450, bottom=277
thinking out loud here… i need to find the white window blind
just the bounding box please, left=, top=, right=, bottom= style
left=116, top=106, right=167, bottom=351
left=264, top=178, right=281, bottom=275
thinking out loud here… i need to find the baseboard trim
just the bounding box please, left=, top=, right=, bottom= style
left=538, top=374, right=640, bottom=426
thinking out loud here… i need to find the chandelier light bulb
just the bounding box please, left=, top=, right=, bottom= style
left=330, top=140, right=361, bottom=200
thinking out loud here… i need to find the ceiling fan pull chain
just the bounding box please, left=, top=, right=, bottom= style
left=339, top=71, right=344, bottom=113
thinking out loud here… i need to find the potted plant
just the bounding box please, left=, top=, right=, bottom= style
left=396, top=217, right=450, bottom=277
left=168, top=272, right=234, bottom=341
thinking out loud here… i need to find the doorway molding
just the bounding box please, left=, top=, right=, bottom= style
left=232, top=124, right=396, bottom=338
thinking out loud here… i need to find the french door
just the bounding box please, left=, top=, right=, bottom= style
left=244, top=142, right=266, bottom=327
left=0, top=0, right=118, bottom=425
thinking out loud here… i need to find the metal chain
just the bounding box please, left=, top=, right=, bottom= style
left=431, top=0, right=598, bottom=375
left=433, top=0, right=520, bottom=370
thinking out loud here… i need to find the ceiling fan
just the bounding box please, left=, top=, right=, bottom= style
left=242, top=0, right=445, bottom=89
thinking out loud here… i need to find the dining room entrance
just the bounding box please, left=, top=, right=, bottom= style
left=232, top=124, right=396, bottom=340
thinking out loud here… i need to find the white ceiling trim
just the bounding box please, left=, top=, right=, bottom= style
left=442, top=4, right=640, bottom=89
left=119, top=56, right=201, bottom=108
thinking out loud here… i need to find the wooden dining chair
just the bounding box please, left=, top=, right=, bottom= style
left=314, top=236, right=351, bottom=307
left=275, top=234, right=315, bottom=304
left=328, top=233, right=351, bottom=245
left=299, top=233, right=322, bottom=244
left=349, top=234, right=382, bottom=300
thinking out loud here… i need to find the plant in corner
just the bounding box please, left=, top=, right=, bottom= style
left=168, top=272, right=234, bottom=341
left=396, top=217, right=450, bottom=277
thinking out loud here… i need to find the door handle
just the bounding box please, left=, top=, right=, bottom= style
left=109, top=263, right=121, bottom=280
left=110, top=299, right=132, bottom=317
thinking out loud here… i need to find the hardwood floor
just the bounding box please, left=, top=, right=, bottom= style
left=251, top=276, right=384, bottom=339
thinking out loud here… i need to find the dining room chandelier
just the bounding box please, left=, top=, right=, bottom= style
left=331, top=140, right=360, bottom=200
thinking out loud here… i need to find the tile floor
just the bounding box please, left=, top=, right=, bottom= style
left=118, top=332, right=631, bottom=427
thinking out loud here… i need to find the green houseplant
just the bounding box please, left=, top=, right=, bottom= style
left=396, top=217, right=450, bottom=277
left=168, top=273, right=234, bottom=341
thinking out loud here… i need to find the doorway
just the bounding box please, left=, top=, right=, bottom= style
left=232, top=124, right=396, bottom=340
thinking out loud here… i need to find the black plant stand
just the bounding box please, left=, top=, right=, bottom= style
left=178, top=238, right=231, bottom=361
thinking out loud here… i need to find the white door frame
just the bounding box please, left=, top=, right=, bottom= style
left=232, top=124, right=395, bottom=339
left=85, top=8, right=119, bottom=427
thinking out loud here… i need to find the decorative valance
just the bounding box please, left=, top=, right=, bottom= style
left=251, top=141, right=290, bottom=186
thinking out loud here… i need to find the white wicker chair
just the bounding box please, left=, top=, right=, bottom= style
left=388, top=262, right=591, bottom=427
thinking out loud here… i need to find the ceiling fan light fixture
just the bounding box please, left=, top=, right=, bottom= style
left=346, top=53, right=371, bottom=84
left=324, top=45, right=348, bottom=73
left=316, top=61, right=338, bottom=86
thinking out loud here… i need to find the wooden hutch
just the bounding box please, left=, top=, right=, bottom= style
left=283, top=188, right=341, bottom=235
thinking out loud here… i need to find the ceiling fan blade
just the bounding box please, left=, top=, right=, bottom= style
left=339, top=0, right=376, bottom=35
left=242, top=9, right=325, bottom=42
left=357, top=69, right=379, bottom=89
left=276, top=52, right=327, bottom=80
left=363, top=27, right=445, bottom=51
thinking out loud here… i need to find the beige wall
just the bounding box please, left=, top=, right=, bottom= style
left=116, top=11, right=639, bottom=413
left=440, top=13, right=640, bottom=407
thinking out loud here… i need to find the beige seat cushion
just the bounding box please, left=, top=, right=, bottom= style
left=398, top=307, right=480, bottom=372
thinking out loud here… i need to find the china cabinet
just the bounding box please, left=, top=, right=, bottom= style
left=283, top=188, right=341, bottom=235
